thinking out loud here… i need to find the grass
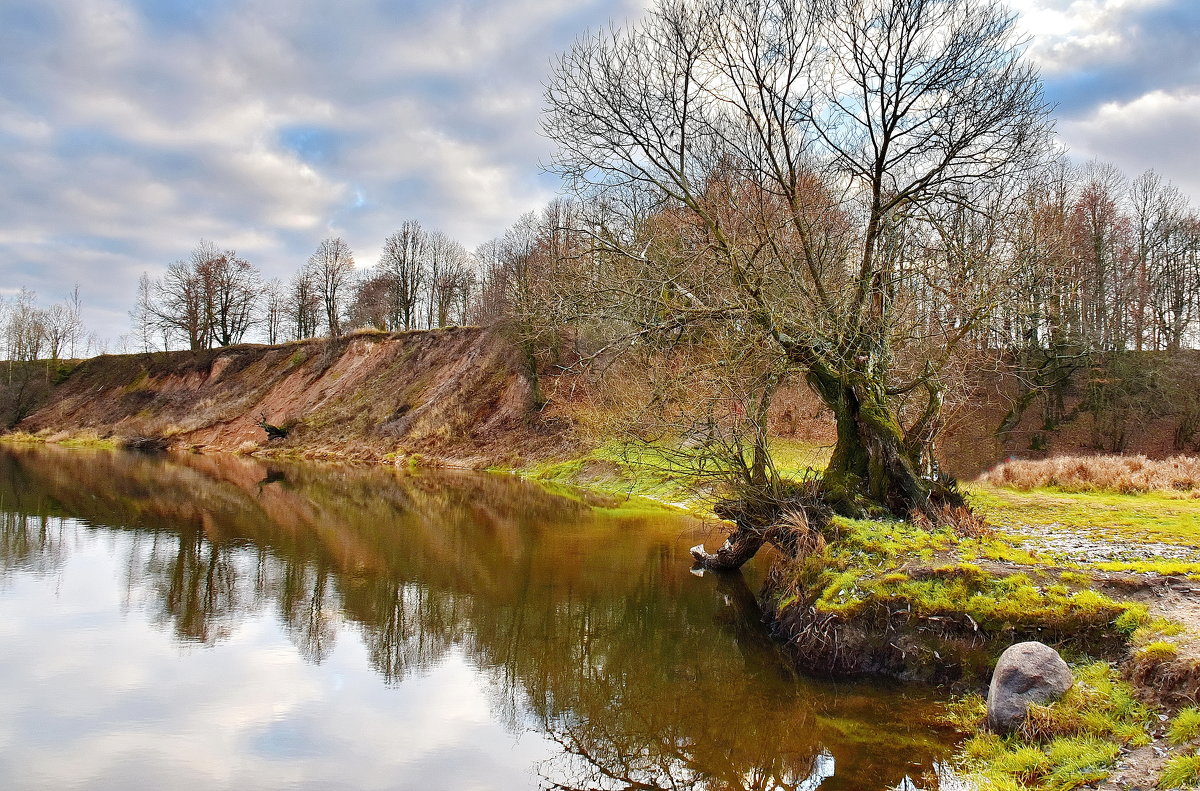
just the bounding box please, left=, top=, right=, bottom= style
left=516, top=441, right=713, bottom=511
left=0, top=429, right=118, bottom=449
left=949, top=662, right=1151, bottom=790
left=1160, top=754, right=1200, bottom=788
left=969, top=484, right=1200, bottom=550
left=981, top=454, right=1200, bottom=495
left=1134, top=640, right=1180, bottom=663
left=1170, top=709, right=1200, bottom=746
left=0, top=430, right=43, bottom=443
left=774, top=515, right=1150, bottom=667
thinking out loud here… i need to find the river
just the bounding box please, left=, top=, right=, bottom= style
left=0, top=444, right=953, bottom=790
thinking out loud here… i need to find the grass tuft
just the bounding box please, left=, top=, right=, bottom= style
left=1159, top=753, right=1200, bottom=789
left=950, top=663, right=1150, bottom=790
left=1169, top=709, right=1200, bottom=746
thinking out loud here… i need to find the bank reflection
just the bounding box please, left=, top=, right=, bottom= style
left=0, top=445, right=951, bottom=790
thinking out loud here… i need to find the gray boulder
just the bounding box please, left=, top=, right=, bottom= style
left=987, top=641, right=1073, bottom=734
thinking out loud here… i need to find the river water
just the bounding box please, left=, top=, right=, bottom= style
left=0, top=445, right=952, bottom=790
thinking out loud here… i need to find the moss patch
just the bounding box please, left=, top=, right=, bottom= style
left=949, top=662, right=1151, bottom=790
left=1159, top=753, right=1200, bottom=788
left=970, top=484, right=1200, bottom=550
left=771, top=516, right=1148, bottom=678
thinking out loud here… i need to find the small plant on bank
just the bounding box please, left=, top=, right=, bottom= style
left=949, top=662, right=1151, bottom=790
left=1137, top=641, right=1181, bottom=664
left=1159, top=753, right=1200, bottom=789
left=1169, top=708, right=1200, bottom=746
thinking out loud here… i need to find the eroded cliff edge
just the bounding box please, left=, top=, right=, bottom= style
left=12, top=327, right=545, bottom=467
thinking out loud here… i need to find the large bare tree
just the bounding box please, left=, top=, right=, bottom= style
left=307, top=237, right=356, bottom=338
left=543, top=0, right=1052, bottom=566
left=140, top=241, right=262, bottom=350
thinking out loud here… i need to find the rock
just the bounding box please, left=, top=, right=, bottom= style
left=987, top=641, right=1073, bottom=734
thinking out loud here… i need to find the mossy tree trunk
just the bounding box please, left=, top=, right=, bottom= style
left=692, top=344, right=963, bottom=571
left=806, top=363, right=957, bottom=519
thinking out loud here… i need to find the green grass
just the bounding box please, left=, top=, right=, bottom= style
left=767, top=437, right=831, bottom=478
left=1160, top=753, right=1200, bottom=788
left=779, top=516, right=1149, bottom=652
left=969, top=484, right=1200, bottom=549
left=514, top=441, right=713, bottom=512
left=950, top=662, right=1151, bottom=790
left=1135, top=640, right=1180, bottom=663
left=1170, top=709, right=1200, bottom=746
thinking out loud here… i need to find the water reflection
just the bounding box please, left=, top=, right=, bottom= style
left=0, top=445, right=953, bottom=790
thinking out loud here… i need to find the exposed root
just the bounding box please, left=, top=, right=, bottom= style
left=690, top=484, right=834, bottom=570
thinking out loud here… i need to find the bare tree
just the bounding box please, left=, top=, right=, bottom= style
left=543, top=0, right=1052, bottom=566
left=421, top=232, right=471, bottom=329
left=286, top=267, right=322, bottom=341
left=151, top=256, right=208, bottom=350
left=307, top=237, right=355, bottom=337
left=130, top=273, right=161, bottom=353
left=377, top=221, right=428, bottom=331
left=3, top=289, right=46, bottom=363
left=201, top=250, right=260, bottom=347
left=261, top=278, right=286, bottom=345
left=138, top=241, right=262, bottom=350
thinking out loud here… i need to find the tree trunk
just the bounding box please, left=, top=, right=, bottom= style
left=807, top=365, right=960, bottom=519
left=692, top=352, right=965, bottom=571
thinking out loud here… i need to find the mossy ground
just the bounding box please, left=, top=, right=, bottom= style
left=946, top=662, right=1151, bottom=790
left=970, top=484, right=1200, bottom=551
left=512, top=437, right=830, bottom=514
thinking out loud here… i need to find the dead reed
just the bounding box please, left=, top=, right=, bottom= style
left=980, top=454, right=1200, bottom=495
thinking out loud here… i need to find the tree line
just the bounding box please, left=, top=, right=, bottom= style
left=132, top=222, right=478, bottom=351
left=0, top=287, right=88, bottom=363
left=126, top=152, right=1200, bottom=362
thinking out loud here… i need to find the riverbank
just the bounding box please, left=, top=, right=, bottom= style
left=525, top=444, right=1200, bottom=786
left=6, top=327, right=556, bottom=468
left=757, top=481, right=1200, bottom=789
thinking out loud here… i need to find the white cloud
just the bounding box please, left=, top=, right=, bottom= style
left=0, top=0, right=1195, bottom=343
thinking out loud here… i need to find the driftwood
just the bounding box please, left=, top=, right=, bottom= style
left=256, top=414, right=288, bottom=440
left=123, top=435, right=169, bottom=453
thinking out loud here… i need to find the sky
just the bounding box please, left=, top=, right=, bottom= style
left=0, top=0, right=1197, bottom=346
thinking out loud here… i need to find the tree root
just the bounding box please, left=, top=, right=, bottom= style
left=690, top=527, right=766, bottom=570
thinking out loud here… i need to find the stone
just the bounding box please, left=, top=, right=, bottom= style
left=987, top=641, right=1073, bottom=734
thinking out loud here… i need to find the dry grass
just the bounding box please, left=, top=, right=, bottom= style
left=912, top=501, right=994, bottom=538
left=980, top=454, right=1200, bottom=495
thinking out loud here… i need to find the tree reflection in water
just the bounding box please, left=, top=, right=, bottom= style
left=0, top=445, right=953, bottom=791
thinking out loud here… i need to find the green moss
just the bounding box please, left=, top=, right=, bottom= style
left=951, top=663, right=1150, bottom=791
left=1136, top=641, right=1180, bottom=663
left=1132, top=619, right=1187, bottom=643
left=1160, top=753, right=1200, bottom=788
left=1169, top=709, right=1200, bottom=746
